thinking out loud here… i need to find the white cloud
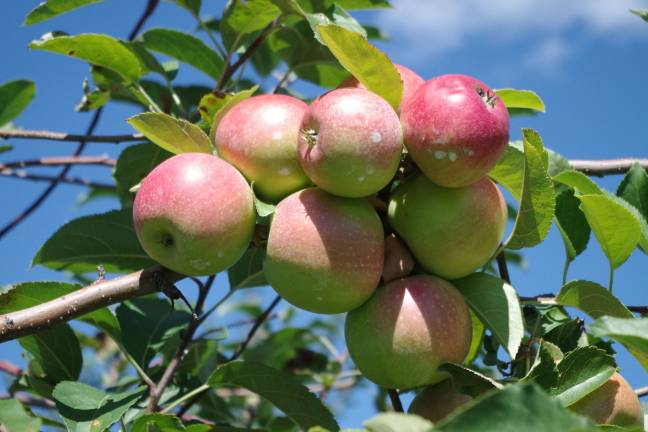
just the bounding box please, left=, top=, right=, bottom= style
left=377, top=0, right=647, bottom=68
left=524, top=37, right=570, bottom=72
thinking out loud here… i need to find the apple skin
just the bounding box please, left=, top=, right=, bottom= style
left=338, top=64, right=424, bottom=112
left=388, top=174, right=507, bottom=279
left=298, top=88, right=403, bottom=198
left=215, top=94, right=311, bottom=202
left=264, top=188, right=384, bottom=314
left=133, top=153, right=255, bottom=276
left=408, top=379, right=472, bottom=423
left=400, top=74, right=509, bottom=188
left=569, top=373, right=644, bottom=428
left=345, top=275, right=472, bottom=389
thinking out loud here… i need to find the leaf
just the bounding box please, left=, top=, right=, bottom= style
left=19, top=323, right=82, bottom=382
left=588, top=317, right=648, bottom=372
left=32, top=209, right=155, bottom=274
left=617, top=162, right=648, bottom=252
left=24, top=0, right=102, bottom=25
left=547, top=148, right=572, bottom=176
left=170, top=0, right=201, bottom=14
left=116, top=298, right=191, bottom=368
left=113, top=143, right=172, bottom=206
left=128, top=112, right=213, bottom=154
left=141, top=28, right=224, bottom=80
left=29, top=33, right=142, bottom=82
left=52, top=382, right=144, bottom=432
left=315, top=24, right=402, bottom=110
left=490, top=141, right=525, bottom=200
left=556, top=280, right=633, bottom=320
left=0, top=399, right=42, bottom=432
left=464, top=310, right=484, bottom=364
left=131, top=413, right=186, bottom=431
left=228, top=247, right=267, bottom=290
left=438, top=363, right=503, bottom=394
left=306, top=6, right=367, bottom=39
left=553, top=170, right=601, bottom=195
left=453, top=273, right=524, bottom=359
left=578, top=194, right=641, bottom=269
left=551, top=346, right=616, bottom=407
left=555, top=187, right=591, bottom=262
left=522, top=342, right=560, bottom=390
left=200, top=85, right=258, bottom=127
left=495, top=89, right=545, bottom=113
left=0, top=281, right=121, bottom=341
left=220, top=0, right=281, bottom=51
left=0, top=80, right=36, bottom=127
left=504, top=129, right=556, bottom=249
left=208, top=360, right=339, bottom=431
left=630, top=9, right=648, bottom=23
left=363, top=413, right=432, bottom=432
left=435, top=383, right=595, bottom=431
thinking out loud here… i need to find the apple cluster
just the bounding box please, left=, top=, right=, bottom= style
left=131, top=66, right=643, bottom=427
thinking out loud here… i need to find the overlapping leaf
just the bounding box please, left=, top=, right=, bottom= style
left=0, top=80, right=36, bottom=126
left=24, top=0, right=102, bottom=25
left=128, top=112, right=213, bottom=154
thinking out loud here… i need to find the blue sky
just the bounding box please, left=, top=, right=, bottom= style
left=1, top=0, right=647, bottom=428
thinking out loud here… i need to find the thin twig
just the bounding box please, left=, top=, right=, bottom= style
left=0, top=155, right=115, bottom=170
left=230, top=295, right=282, bottom=361
left=127, top=0, right=160, bottom=41
left=0, top=361, right=21, bottom=377
left=0, top=170, right=116, bottom=190
left=519, top=294, right=647, bottom=314
left=496, top=249, right=511, bottom=284
left=0, top=392, right=56, bottom=409
left=636, top=386, right=648, bottom=398
left=0, top=129, right=143, bottom=143
left=388, top=389, right=403, bottom=412
left=570, top=158, right=648, bottom=176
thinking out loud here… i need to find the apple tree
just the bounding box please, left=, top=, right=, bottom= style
left=0, top=1, right=647, bottom=431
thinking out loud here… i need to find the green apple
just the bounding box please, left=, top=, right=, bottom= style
left=388, top=174, right=507, bottom=279
left=345, top=275, right=472, bottom=389
left=133, top=153, right=255, bottom=276
left=264, top=188, right=384, bottom=314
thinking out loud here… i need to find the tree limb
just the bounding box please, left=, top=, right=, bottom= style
left=0, top=361, right=21, bottom=377
left=0, top=155, right=115, bottom=170
left=569, top=158, right=648, bottom=176
left=0, top=392, right=56, bottom=409
left=0, top=169, right=116, bottom=190
left=636, top=385, right=648, bottom=398
left=0, top=129, right=143, bottom=143
left=0, top=267, right=181, bottom=343
left=388, top=389, right=403, bottom=412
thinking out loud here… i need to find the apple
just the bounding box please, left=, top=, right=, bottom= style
left=382, top=233, right=415, bottom=283
left=264, top=188, right=384, bottom=314
left=338, top=64, right=424, bottom=112
left=215, top=94, right=311, bottom=202
left=298, top=88, right=403, bottom=198
left=345, top=275, right=472, bottom=389
left=388, top=174, right=507, bottom=279
left=408, top=379, right=472, bottom=423
left=400, top=74, right=509, bottom=188
left=569, top=372, right=644, bottom=427
left=133, top=153, right=255, bottom=276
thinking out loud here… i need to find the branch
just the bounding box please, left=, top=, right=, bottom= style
left=570, top=158, right=648, bottom=176
left=0, top=392, right=56, bottom=409
left=0, top=170, right=116, bottom=190
left=0, top=267, right=182, bottom=343
left=388, top=389, right=403, bottom=412
left=0, top=155, right=115, bottom=170
left=519, top=294, right=648, bottom=314
left=0, top=129, right=143, bottom=144
left=230, top=295, right=282, bottom=361
left=0, top=361, right=21, bottom=377
left=636, top=385, right=648, bottom=398
left=496, top=248, right=511, bottom=284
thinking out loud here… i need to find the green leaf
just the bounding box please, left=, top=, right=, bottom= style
left=315, top=24, right=402, bottom=110
left=116, top=298, right=191, bottom=368
left=306, top=6, right=367, bottom=39
left=298, top=0, right=391, bottom=11
left=19, top=323, right=82, bottom=382
left=553, top=170, right=601, bottom=195
left=128, top=112, right=213, bottom=154
left=363, top=413, right=432, bottom=432
left=24, top=0, right=102, bottom=25
left=578, top=194, right=641, bottom=269
left=200, top=85, right=258, bottom=127
left=141, top=28, right=224, bottom=80
left=169, top=0, right=201, bottom=14
left=551, top=346, right=616, bottom=407
left=556, top=280, right=633, bottom=319
left=0, top=80, right=36, bottom=127
left=52, top=382, right=144, bottom=432
left=113, top=143, right=172, bottom=206
left=220, top=0, right=281, bottom=51
left=555, top=187, right=591, bottom=262
left=504, top=129, right=555, bottom=249
left=439, top=363, right=503, bottom=394
left=0, top=281, right=121, bottom=341
left=453, top=273, right=524, bottom=359
left=208, top=360, right=339, bottom=431
left=588, top=317, right=648, bottom=372
left=490, top=141, right=525, bottom=200
left=547, top=148, right=571, bottom=176
left=0, top=399, right=41, bottom=432
left=617, top=162, right=648, bottom=252
left=228, top=247, right=267, bottom=290
left=464, top=310, right=484, bottom=364
left=630, top=9, right=648, bottom=23
left=522, top=342, right=560, bottom=390
left=495, top=89, right=546, bottom=113
left=33, top=209, right=155, bottom=274
left=131, top=413, right=186, bottom=431
left=29, top=33, right=142, bottom=82
left=435, top=384, right=596, bottom=431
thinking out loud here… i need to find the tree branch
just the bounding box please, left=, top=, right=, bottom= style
left=569, top=158, right=648, bottom=176
left=0, top=361, right=21, bottom=377
left=388, top=389, right=403, bottom=412
left=0, top=155, right=115, bottom=170
left=636, top=385, right=648, bottom=398
left=0, top=392, right=56, bottom=409
left=0, top=267, right=182, bottom=343
left=0, top=170, right=116, bottom=190
left=496, top=248, right=511, bottom=284
left=519, top=294, right=647, bottom=314
left=0, top=129, right=143, bottom=144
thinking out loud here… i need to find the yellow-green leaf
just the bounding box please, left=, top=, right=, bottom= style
left=128, top=112, right=213, bottom=154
